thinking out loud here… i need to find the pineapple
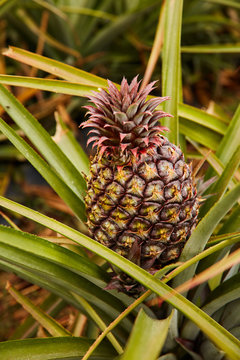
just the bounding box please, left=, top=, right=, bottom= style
left=81, top=77, right=199, bottom=294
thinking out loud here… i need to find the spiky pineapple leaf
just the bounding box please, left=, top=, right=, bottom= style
left=217, top=104, right=240, bottom=165
left=207, top=104, right=240, bottom=181
left=179, top=103, right=227, bottom=135
left=0, top=75, right=99, bottom=96
left=9, top=294, right=64, bottom=340
left=180, top=118, right=221, bottom=150
left=181, top=44, right=240, bottom=53
left=53, top=111, right=90, bottom=176
left=0, top=337, right=116, bottom=360
left=6, top=283, right=71, bottom=337
left=182, top=273, right=240, bottom=340
left=72, top=293, right=123, bottom=355
left=162, top=0, right=183, bottom=144
left=200, top=145, right=240, bottom=216
left=3, top=46, right=106, bottom=86
left=0, top=225, right=108, bottom=283
left=0, top=118, right=86, bottom=222
left=172, top=183, right=240, bottom=289
left=0, top=84, right=86, bottom=202
left=120, top=310, right=172, bottom=360
left=0, top=242, right=129, bottom=318
left=0, top=75, right=226, bottom=154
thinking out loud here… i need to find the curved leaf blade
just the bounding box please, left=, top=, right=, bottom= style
left=0, top=225, right=108, bottom=283
left=121, top=309, right=172, bottom=360
left=0, top=75, right=99, bottom=97
left=0, top=118, right=86, bottom=221
left=6, top=283, right=71, bottom=337
left=173, top=183, right=240, bottom=288
left=0, top=337, right=116, bottom=360
left=162, top=0, right=183, bottom=144
left=3, top=46, right=107, bottom=86
left=200, top=145, right=240, bottom=216
left=0, top=84, right=86, bottom=202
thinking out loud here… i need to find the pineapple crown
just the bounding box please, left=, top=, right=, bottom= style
left=81, top=76, right=173, bottom=157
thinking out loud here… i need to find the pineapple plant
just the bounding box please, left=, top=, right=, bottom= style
left=82, top=77, right=199, bottom=294
left=0, top=0, right=240, bottom=358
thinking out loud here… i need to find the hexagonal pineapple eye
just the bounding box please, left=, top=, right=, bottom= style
left=144, top=180, right=164, bottom=202
left=126, top=175, right=145, bottom=197
left=138, top=161, right=159, bottom=181
left=117, top=232, right=138, bottom=248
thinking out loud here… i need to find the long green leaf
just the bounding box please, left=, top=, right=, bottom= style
left=0, top=118, right=86, bottom=221
left=200, top=145, right=240, bottom=215
left=121, top=310, right=172, bottom=360
left=0, top=196, right=240, bottom=359
left=205, top=0, right=240, bottom=9
left=181, top=44, right=240, bottom=53
left=0, top=337, right=116, bottom=360
left=0, top=243, right=127, bottom=318
left=7, top=283, right=71, bottom=337
left=190, top=140, right=239, bottom=188
left=0, top=225, right=108, bottom=283
left=0, top=259, right=130, bottom=342
left=206, top=104, right=240, bottom=183
left=3, top=46, right=107, bottom=86
left=0, top=84, right=86, bottom=202
left=218, top=206, right=240, bottom=234
left=179, top=103, right=227, bottom=135
left=77, top=234, right=240, bottom=360
left=182, top=273, right=240, bottom=340
left=59, top=5, right=116, bottom=21
left=216, top=104, right=240, bottom=165
left=0, top=75, right=99, bottom=96
left=10, top=294, right=64, bottom=340
left=0, top=259, right=84, bottom=311
left=180, top=119, right=222, bottom=150
left=53, top=111, right=90, bottom=176
left=81, top=265, right=177, bottom=360
left=173, top=184, right=240, bottom=289
left=162, top=0, right=183, bottom=144
left=174, top=248, right=240, bottom=298
left=72, top=293, right=123, bottom=355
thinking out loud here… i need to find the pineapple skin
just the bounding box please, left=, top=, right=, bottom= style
left=85, top=136, right=199, bottom=293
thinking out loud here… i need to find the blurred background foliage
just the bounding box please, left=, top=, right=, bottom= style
left=0, top=0, right=239, bottom=343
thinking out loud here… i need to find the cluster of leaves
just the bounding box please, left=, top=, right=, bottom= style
left=0, top=0, right=240, bottom=359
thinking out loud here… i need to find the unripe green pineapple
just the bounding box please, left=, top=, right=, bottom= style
left=81, top=77, right=199, bottom=294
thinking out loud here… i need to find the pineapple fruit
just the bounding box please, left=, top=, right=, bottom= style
left=81, top=77, right=199, bottom=294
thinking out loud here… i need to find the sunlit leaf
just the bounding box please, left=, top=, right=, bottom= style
left=121, top=310, right=172, bottom=360
left=7, top=283, right=71, bottom=337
